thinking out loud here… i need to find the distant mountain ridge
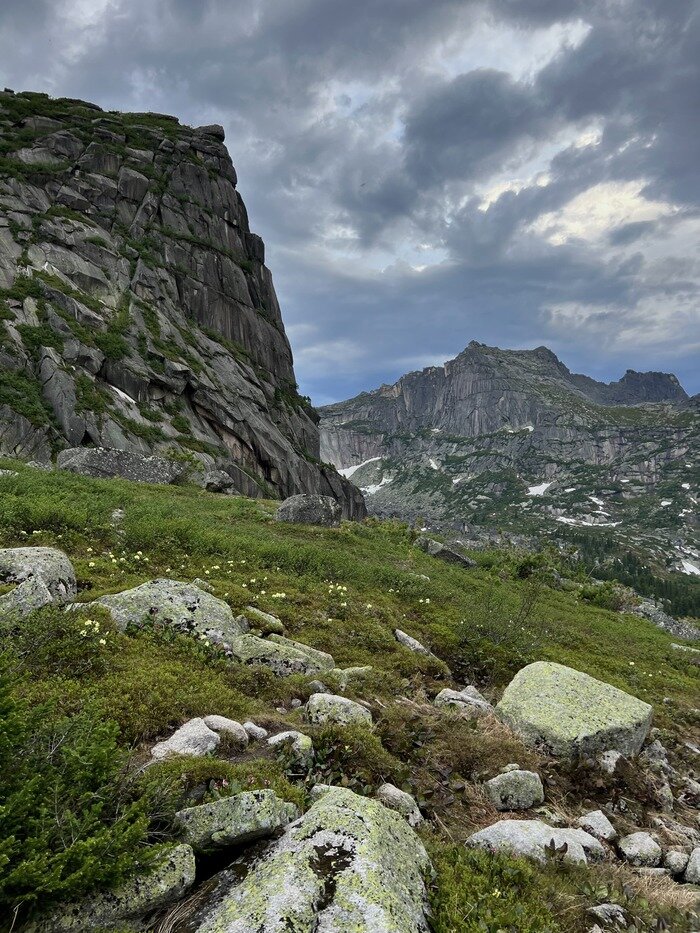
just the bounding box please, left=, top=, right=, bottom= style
left=320, top=341, right=698, bottom=582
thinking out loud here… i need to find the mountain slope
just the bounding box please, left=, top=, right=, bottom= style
left=0, top=89, right=364, bottom=516
left=320, top=342, right=699, bottom=588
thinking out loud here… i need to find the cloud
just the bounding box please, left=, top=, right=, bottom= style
left=0, top=0, right=698, bottom=400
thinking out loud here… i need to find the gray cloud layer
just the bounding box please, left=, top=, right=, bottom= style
left=1, top=0, right=698, bottom=400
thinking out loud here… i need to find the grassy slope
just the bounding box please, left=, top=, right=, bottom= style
left=0, top=461, right=698, bottom=930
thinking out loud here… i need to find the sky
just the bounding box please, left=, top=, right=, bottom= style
left=1, top=0, right=699, bottom=403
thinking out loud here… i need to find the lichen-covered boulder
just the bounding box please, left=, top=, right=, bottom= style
left=485, top=769, right=544, bottom=811
left=90, top=579, right=247, bottom=646
left=26, top=843, right=195, bottom=932
left=394, top=628, right=437, bottom=658
left=413, top=536, right=476, bottom=568
left=243, top=604, right=285, bottom=634
left=467, top=819, right=605, bottom=866
left=664, top=849, right=689, bottom=876
left=434, top=686, right=494, bottom=718
left=0, top=546, right=77, bottom=610
left=575, top=809, right=617, bottom=842
left=151, top=718, right=220, bottom=760
left=228, top=633, right=334, bottom=676
left=202, top=715, right=248, bottom=749
left=57, top=446, right=187, bottom=484
left=267, top=730, right=314, bottom=769
left=243, top=720, right=268, bottom=741
left=306, top=692, right=372, bottom=727
left=193, top=787, right=431, bottom=932
left=275, top=493, right=341, bottom=526
left=496, top=662, right=652, bottom=758
left=175, top=789, right=298, bottom=852
left=618, top=832, right=662, bottom=867
left=376, top=783, right=423, bottom=827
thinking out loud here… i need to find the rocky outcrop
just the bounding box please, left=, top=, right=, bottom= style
left=190, top=787, right=431, bottom=931
left=174, top=790, right=298, bottom=852
left=57, top=446, right=187, bottom=484
left=276, top=493, right=341, bottom=526
left=467, top=819, right=604, bottom=866
left=496, top=662, right=653, bottom=759
left=0, top=89, right=364, bottom=519
left=0, top=546, right=76, bottom=616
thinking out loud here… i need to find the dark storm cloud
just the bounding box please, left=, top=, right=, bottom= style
left=0, top=0, right=698, bottom=400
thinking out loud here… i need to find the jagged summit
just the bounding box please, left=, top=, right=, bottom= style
left=0, top=90, right=364, bottom=515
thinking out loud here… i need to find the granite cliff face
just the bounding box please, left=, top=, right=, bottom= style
left=320, top=342, right=698, bottom=572
left=0, top=90, right=364, bottom=517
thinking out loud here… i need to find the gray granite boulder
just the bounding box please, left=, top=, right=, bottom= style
left=305, top=692, right=372, bottom=727
left=202, top=715, right=248, bottom=750
left=175, top=789, right=298, bottom=852
left=575, top=809, right=617, bottom=842
left=683, top=847, right=700, bottom=884
left=0, top=546, right=77, bottom=608
left=267, top=730, right=314, bottom=769
left=151, top=718, right=220, bottom=760
left=192, top=787, right=431, bottom=932
left=242, top=721, right=268, bottom=741
left=57, top=446, right=187, bottom=485
left=434, top=685, right=494, bottom=717
left=663, top=849, right=689, bottom=875
left=485, top=769, right=544, bottom=811
left=496, top=661, right=652, bottom=758
left=414, top=536, right=476, bottom=568
left=275, top=493, right=341, bottom=526
left=90, top=579, right=247, bottom=646
left=376, top=783, right=423, bottom=827
left=467, top=819, right=605, bottom=865
left=228, top=633, right=334, bottom=676
left=618, top=832, right=662, bottom=867
left=26, top=843, right=195, bottom=932
left=394, top=628, right=437, bottom=658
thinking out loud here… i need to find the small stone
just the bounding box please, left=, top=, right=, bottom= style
left=434, top=686, right=493, bottom=717
left=501, top=763, right=521, bottom=773
left=151, top=718, right=220, bottom=760
left=307, top=680, right=327, bottom=693
left=588, top=903, right=626, bottom=927
left=376, top=783, right=423, bottom=827
left=291, top=698, right=302, bottom=709
left=618, top=832, right=662, bottom=867
left=305, top=692, right=372, bottom=727
left=663, top=849, right=689, bottom=875
left=598, top=750, right=623, bottom=774
left=267, top=730, right=314, bottom=769
left=193, top=577, right=215, bottom=593
left=202, top=715, right=248, bottom=749
left=243, top=721, right=268, bottom=741
left=243, top=605, right=285, bottom=634
left=576, top=810, right=617, bottom=842
left=394, top=628, right=438, bottom=658
left=485, top=769, right=544, bottom=811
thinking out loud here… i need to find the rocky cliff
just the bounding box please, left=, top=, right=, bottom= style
left=0, top=90, right=364, bottom=517
left=320, top=342, right=698, bottom=573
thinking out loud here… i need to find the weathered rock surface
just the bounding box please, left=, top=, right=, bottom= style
left=26, top=843, right=195, bottom=932
left=228, top=633, right=334, bottom=676
left=618, top=832, right=662, bottom=867
left=496, top=661, right=653, bottom=758
left=485, top=769, right=544, bottom=811
left=0, top=546, right=77, bottom=606
left=174, top=789, right=298, bottom=852
left=275, top=493, right=342, bottom=526
left=376, top=783, right=423, bottom=827
left=57, top=446, right=186, bottom=484
left=201, top=715, right=249, bottom=749
left=683, top=847, right=700, bottom=884
left=414, top=535, right=476, bottom=568
left=243, top=720, right=268, bottom=741
left=394, top=627, right=436, bottom=657
left=434, top=685, right=494, bottom=717
left=267, top=730, right=314, bottom=769
left=305, top=692, right=372, bottom=727
left=151, top=717, right=220, bottom=759
left=192, top=787, right=431, bottom=932
left=0, top=90, right=365, bottom=519
left=467, top=818, right=605, bottom=865
left=90, top=578, right=246, bottom=645
left=575, top=809, right=617, bottom=842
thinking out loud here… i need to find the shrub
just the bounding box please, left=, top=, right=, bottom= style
left=305, top=723, right=406, bottom=793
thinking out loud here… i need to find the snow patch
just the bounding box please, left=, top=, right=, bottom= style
left=564, top=487, right=576, bottom=493
left=110, top=385, right=136, bottom=405
left=528, top=481, right=553, bottom=496
left=338, top=457, right=381, bottom=479
left=660, top=500, right=672, bottom=506
left=362, top=476, right=391, bottom=496
left=429, top=458, right=440, bottom=470
left=556, top=516, right=621, bottom=528
left=681, top=560, right=700, bottom=576
left=588, top=495, right=604, bottom=507
left=682, top=483, right=691, bottom=490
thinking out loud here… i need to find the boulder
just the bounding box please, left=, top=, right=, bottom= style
left=394, top=628, right=437, bottom=658
left=575, top=809, right=617, bottom=842
left=243, top=604, right=285, bottom=634
left=663, top=849, right=689, bottom=875
left=151, top=718, right=220, bottom=760
left=413, top=536, right=476, bottom=568
left=275, top=493, right=341, bottom=526
left=90, top=579, right=247, bottom=646
left=242, top=721, right=268, bottom=741
left=434, top=686, right=494, bottom=718
left=588, top=904, right=626, bottom=927
left=329, top=666, right=373, bottom=691
left=0, top=575, right=54, bottom=617
left=26, top=843, right=195, bottom=932
left=57, top=446, right=187, bottom=485
left=0, top=546, right=77, bottom=605
left=684, top=847, right=700, bottom=884
left=200, top=469, right=240, bottom=494
left=202, top=715, right=248, bottom=750
left=376, top=783, right=423, bottom=827
left=175, top=789, right=298, bottom=852
left=228, top=633, right=334, bottom=676
left=192, top=787, right=431, bottom=932
left=305, top=692, right=372, bottom=727
left=496, top=662, right=652, bottom=758
left=618, top=832, right=662, bottom=867
left=267, top=730, right=314, bottom=769
left=467, top=819, right=605, bottom=866
left=485, top=769, right=544, bottom=811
